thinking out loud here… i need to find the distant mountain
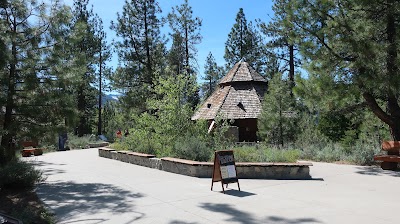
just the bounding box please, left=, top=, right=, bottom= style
left=101, top=94, right=119, bottom=106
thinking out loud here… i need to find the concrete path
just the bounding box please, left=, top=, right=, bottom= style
left=25, top=148, right=400, bottom=224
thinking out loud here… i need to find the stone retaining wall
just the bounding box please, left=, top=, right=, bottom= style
left=89, top=142, right=109, bottom=148
left=98, top=148, right=312, bottom=179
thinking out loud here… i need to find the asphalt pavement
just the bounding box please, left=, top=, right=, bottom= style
left=24, top=148, right=400, bottom=224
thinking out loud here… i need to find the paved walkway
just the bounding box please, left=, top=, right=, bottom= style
left=25, top=148, right=400, bottom=224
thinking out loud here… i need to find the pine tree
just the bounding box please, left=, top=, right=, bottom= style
left=201, top=52, right=223, bottom=98
left=0, top=0, right=74, bottom=165
left=167, top=0, right=202, bottom=108
left=281, top=0, right=400, bottom=140
left=258, top=74, right=298, bottom=146
left=167, top=0, right=202, bottom=75
left=68, top=0, right=101, bottom=136
left=111, top=0, right=165, bottom=112
left=93, top=18, right=112, bottom=136
left=224, top=8, right=266, bottom=75
left=259, top=0, right=301, bottom=94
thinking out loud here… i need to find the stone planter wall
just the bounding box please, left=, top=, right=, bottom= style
left=89, top=142, right=109, bottom=148
left=98, top=148, right=312, bottom=179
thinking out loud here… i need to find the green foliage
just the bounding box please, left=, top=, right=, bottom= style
left=173, top=135, right=213, bottom=162
left=110, top=0, right=166, bottom=111
left=112, top=73, right=204, bottom=157
left=201, top=52, right=224, bottom=99
left=0, top=160, right=45, bottom=190
left=258, top=73, right=298, bottom=146
left=167, top=0, right=202, bottom=74
left=277, top=0, right=400, bottom=139
left=67, top=134, right=98, bottom=149
left=224, top=8, right=266, bottom=74
left=0, top=0, right=77, bottom=165
left=69, top=0, right=104, bottom=137
left=298, top=141, right=381, bottom=166
left=318, top=113, right=351, bottom=142
left=233, top=145, right=300, bottom=163
left=102, top=101, right=130, bottom=142
left=346, top=142, right=381, bottom=166
left=10, top=208, right=55, bottom=224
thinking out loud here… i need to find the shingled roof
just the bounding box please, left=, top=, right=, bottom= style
left=219, top=61, right=266, bottom=84
left=192, top=61, right=268, bottom=120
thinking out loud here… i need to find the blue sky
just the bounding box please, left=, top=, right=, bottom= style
left=62, top=0, right=275, bottom=83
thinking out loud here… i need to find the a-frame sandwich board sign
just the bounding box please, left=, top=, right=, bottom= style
left=211, top=150, right=240, bottom=193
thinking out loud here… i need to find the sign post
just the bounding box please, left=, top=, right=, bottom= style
left=211, top=150, right=240, bottom=193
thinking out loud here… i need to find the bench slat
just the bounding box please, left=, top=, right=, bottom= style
left=374, top=155, right=400, bottom=163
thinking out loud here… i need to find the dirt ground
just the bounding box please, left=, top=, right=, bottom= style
left=0, top=188, right=55, bottom=224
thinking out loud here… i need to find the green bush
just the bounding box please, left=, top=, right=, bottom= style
left=0, top=160, right=45, bottom=190
left=297, top=140, right=381, bottom=165
left=233, top=145, right=300, bottom=163
left=233, top=146, right=263, bottom=162
left=347, top=142, right=380, bottom=165
left=174, top=135, right=213, bottom=161
left=264, top=147, right=300, bottom=163
left=67, top=134, right=99, bottom=149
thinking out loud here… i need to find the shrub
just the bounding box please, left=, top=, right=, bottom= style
left=347, top=142, right=380, bottom=165
left=264, top=147, right=300, bottom=163
left=0, top=160, right=45, bottom=190
left=233, top=146, right=263, bottom=162
left=67, top=134, right=100, bottom=149
left=174, top=135, right=213, bottom=161
left=233, top=145, right=300, bottom=163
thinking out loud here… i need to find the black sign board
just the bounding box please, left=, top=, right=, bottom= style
left=211, top=150, right=240, bottom=193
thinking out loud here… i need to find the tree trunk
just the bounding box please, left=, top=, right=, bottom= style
left=185, top=21, right=190, bottom=75
left=289, top=44, right=295, bottom=97
left=0, top=42, right=17, bottom=165
left=143, top=2, right=153, bottom=85
left=97, top=51, right=102, bottom=136
left=77, top=84, right=86, bottom=137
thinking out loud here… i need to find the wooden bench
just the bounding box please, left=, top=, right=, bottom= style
left=374, top=141, right=400, bottom=170
left=21, top=141, right=44, bottom=157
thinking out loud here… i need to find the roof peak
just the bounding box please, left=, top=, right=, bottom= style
left=218, top=60, right=267, bottom=85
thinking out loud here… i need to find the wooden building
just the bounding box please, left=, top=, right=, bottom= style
left=192, top=61, right=268, bottom=142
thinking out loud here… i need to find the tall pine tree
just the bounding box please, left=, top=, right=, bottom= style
left=0, top=0, right=75, bottom=165
left=167, top=0, right=202, bottom=108
left=224, top=8, right=266, bottom=75
left=201, top=52, right=223, bottom=98
left=68, top=0, right=101, bottom=136
left=111, top=0, right=165, bottom=113
left=259, top=0, right=301, bottom=95
left=258, top=74, right=298, bottom=146
left=281, top=0, right=400, bottom=140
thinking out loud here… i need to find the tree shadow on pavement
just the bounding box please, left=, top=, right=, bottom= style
left=169, top=221, right=198, bottom=224
left=199, top=203, right=259, bottom=224
left=355, top=166, right=400, bottom=177
left=199, top=203, right=321, bottom=224
left=37, top=181, right=145, bottom=220
left=29, top=160, right=68, bottom=176
left=264, top=216, right=322, bottom=223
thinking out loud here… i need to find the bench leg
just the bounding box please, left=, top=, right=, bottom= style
left=381, top=162, right=398, bottom=170
left=34, top=148, right=43, bottom=156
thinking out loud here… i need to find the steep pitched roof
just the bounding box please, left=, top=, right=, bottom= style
left=192, top=61, right=268, bottom=120
left=219, top=61, right=267, bottom=84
